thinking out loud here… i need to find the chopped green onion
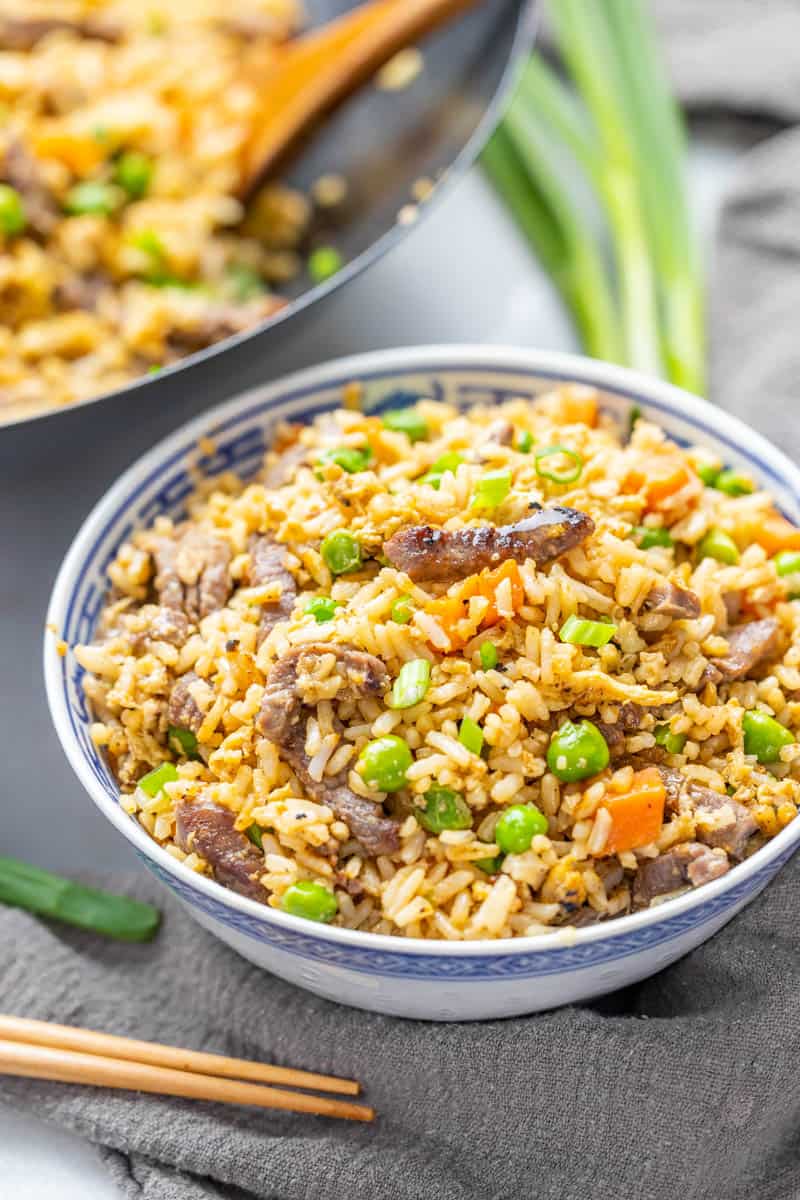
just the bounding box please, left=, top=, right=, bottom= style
left=0, top=857, right=160, bottom=941
left=64, top=181, right=121, bottom=216
left=697, top=527, right=739, bottom=565
left=381, top=407, right=429, bottom=442
left=114, top=151, right=153, bottom=199
left=633, top=525, right=673, bottom=549
left=321, top=530, right=362, bottom=575
left=245, top=824, right=265, bottom=850
left=305, top=595, right=339, bottom=624
left=474, top=854, right=504, bottom=874
left=318, top=445, right=372, bottom=474
left=628, top=404, right=642, bottom=436
left=479, top=641, right=498, bottom=671
left=389, top=659, right=431, bottom=709
left=0, top=184, right=26, bottom=235
left=458, top=716, right=484, bottom=756
left=225, top=262, right=265, bottom=300
left=471, top=468, right=512, bottom=510
left=308, top=246, right=343, bottom=282
left=148, top=363, right=162, bottom=374
left=416, top=786, right=472, bottom=834
left=138, top=762, right=178, bottom=797
left=774, top=551, right=800, bottom=577
left=559, top=614, right=617, bottom=647
left=129, top=228, right=166, bottom=262
left=715, top=469, right=754, bottom=497
left=418, top=452, right=464, bottom=489
left=168, top=726, right=197, bottom=757
left=517, top=429, right=534, bottom=453
left=654, top=724, right=687, bottom=755
left=695, top=462, right=720, bottom=487
left=535, top=444, right=583, bottom=485
left=391, top=595, right=414, bottom=624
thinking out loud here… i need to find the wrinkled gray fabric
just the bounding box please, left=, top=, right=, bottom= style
left=5, top=4, right=800, bottom=1198
left=3, top=865, right=800, bottom=1200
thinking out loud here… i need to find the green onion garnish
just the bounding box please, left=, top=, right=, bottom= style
left=305, top=596, right=339, bottom=623
left=308, top=246, right=343, bottom=283
left=114, top=151, right=153, bottom=199
left=633, top=525, right=673, bottom=549
left=389, top=659, right=431, bottom=709
left=226, top=262, right=265, bottom=301
left=654, top=724, right=687, bottom=755
left=381, top=408, right=429, bottom=442
left=64, top=181, right=121, bottom=217
left=0, top=856, right=160, bottom=942
left=479, top=641, right=498, bottom=670
left=471, top=468, right=512, bottom=510
left=318, top=445, right=372, bottom=474
left=391, top=595, right=414, bottom=624
left=138, top=762, right=178, bottom=797
left=459, top=716, right=484, bottom=756
left=245, top=824, right=265, bottom=850
left=418, top=452, right=464, bottom=489
left=517, top=430, right=534, bottom=453
left=168, top=726, right=197, bottom=757
left=628, top=404, right=642, bottom=436
left=559, top=614, right=617, bottom=647
left=535, top=445, right=583, bottom=485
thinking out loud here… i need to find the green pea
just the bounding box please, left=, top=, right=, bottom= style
left=321, top=530, right=362, bottom=575
left=654, top=724, right=687, bottom=755
left=0, top=184, right=26, bottom=235
left=479, top=641, right=498, bottom=671
left=416, top=786, right=472, bottom=834
left=697, top=527, right=739, bottom=565
left=308, top=246, right=343, bottom=283
left=391, top=595, right=414, bottom=624
left=64, top=181, right=121, bottom=216
left=226, top=262, right=265, bottom=301
left=305, top=595, right=339, bottom=623
left=715, top=469, right=753, bottom=497
left=381, top=407, right=429, bottom=443
left=494, top=804, right=548, bottom=854
left=547, top=720, right=610, bottom=783
left=695, top=462, right=720, bottom=487
left=633, top=525, right=673, bottom=550
left=281, top=880, right=338, bottom=923
left=114, top=151, right=153, bottom=199
left=318, top=445, right=372, bottom=474
left=357, top=735, right=412, bottom=792
left=742, top=710, right=794, bottom=764
left=773, top=551, right=800, bottom=577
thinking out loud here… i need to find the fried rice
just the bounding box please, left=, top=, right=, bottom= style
left=72, top=383, right=800, bottom=940
left=0, top=1, right=312, bottom=419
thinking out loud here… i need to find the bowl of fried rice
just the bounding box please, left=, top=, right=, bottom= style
left=0, top=0, right=533, bottom=426
left=45, top=345, right=800, bottom=1019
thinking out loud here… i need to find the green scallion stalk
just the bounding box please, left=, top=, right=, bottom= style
left=389, top=659, right=431, bottom=709
left=459, top=716, right=484, bottom=756
left=0, top=857, right=161, bottom=942
left=559, top=614, right=617, bottom=647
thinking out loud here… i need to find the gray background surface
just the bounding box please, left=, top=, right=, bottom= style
left=0, top=137, right=738, bottom=1191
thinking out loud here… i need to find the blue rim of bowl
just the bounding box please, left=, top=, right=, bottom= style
left=44, top=346, right=800, bottom=977
left=6, top=0, right=539, bottom=432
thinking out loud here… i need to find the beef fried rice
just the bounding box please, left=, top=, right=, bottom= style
left=72, top=384, right=800, bottom=939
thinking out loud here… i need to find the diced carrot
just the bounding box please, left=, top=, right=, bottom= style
left=424, top=559, right=524, bottom=649
left=755, top=513, right=800, bottom=555
left=624, top=458, right=694, bottom=511
left=33, top=130, right=106, bottom=176
left=597, top=767, right=666, bottom=856
left=561, top=389, right=598, bottom=427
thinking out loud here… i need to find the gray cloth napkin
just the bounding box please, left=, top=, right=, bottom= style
left=7, top=4, right=800, bottom=1198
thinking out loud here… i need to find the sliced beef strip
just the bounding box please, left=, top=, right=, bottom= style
left=383, top=506, right=595, bottom=584
left=53, top=273, right=108, bottom=313
left=167, top=672, right=205, bottom=736
left=262, top=439, right=308, bottom=489
left=0, top=15, right=121, bottom=50
left=703, top=618, right=781, bottom=685
left=484, top=419, right=515, bottom=447
left=154, top=527, right=232, bottom=623
left=257, top=644, right=400, bottom=856
left=175, top=797, right=266, bottom=903
left=148, top=606, right=190, bottom=647
left=642, top=581, right=701, bottom=620
left=595, top=702, right=643, bottom=757
left=2, top=139, right=59, bottom=236
left=652, top=765, right=757, bottom=860
left=166, top=299, right=283, bottom=355
left=248, top=534, right=298, bottom=645
left=633, top=842, right=729, bottom=907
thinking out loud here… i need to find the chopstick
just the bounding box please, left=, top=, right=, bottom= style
left=0, top=1016, right=373, bottom=1122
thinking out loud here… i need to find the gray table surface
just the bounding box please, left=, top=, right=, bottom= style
left=0, top=135, right=740, bottom=1191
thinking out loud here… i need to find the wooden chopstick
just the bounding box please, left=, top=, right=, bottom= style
left=0, top=1015, right=358, bottom=1096
left=0, top=1039, right=374, bottom=1121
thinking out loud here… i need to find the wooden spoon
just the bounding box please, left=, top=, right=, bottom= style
left=239, top=0, right=482, bottom=198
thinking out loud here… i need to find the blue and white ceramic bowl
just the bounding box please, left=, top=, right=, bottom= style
left=45, top=346, right=800, bottom=1021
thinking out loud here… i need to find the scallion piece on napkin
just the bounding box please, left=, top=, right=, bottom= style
left=0, top=857, right=161, bottom=942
